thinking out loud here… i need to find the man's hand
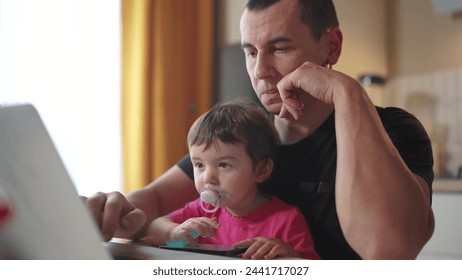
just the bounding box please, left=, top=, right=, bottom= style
left=234, top=237, right=300, bottom=260
left=277, top=61, right=357, bottom=119
left=84, top=191, right=146, bottom=241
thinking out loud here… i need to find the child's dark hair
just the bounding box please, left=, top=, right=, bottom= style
left=188, top=101, right=279, bottom=166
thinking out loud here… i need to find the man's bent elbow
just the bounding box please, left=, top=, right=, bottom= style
left=359, top=211, right=435, bottom=259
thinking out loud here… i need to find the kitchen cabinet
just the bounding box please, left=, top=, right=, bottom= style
left=417, top=180, right=462, bottom=259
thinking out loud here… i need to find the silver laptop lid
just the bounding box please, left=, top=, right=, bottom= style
left=0, top=104, right=111, bottom=259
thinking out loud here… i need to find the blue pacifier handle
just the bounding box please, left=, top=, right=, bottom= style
left=165, top=229, right=200, bottom=247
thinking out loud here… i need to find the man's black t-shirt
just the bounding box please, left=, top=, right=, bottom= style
left=176, top=107, right=434, bottom=259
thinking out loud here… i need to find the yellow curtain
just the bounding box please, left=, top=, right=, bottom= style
left=122, top=0, right=215, bottom=192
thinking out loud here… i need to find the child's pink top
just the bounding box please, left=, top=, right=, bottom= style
left=169, top=195, right=320, bottom=259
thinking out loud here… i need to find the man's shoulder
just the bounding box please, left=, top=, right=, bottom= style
left=375, top=106, right=428, bottom=133
left=375, top=106, right=419, bottom=123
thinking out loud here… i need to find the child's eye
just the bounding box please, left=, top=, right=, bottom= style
left=218, top=162, right=230, bottom=168
left=193, top=162, right=204, bottom=168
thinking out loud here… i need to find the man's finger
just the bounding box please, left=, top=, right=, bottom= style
left=117, top=208, right=146, bottom=239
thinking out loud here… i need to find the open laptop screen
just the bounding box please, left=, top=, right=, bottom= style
left=0, top=104, right=111, bottom=259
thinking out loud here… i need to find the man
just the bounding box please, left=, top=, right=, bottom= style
left=86, top=0, right=434, bottom=259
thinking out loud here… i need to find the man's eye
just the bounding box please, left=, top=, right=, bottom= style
left=274, top=47, right=288, bottom=53
left=245, top=50, right=257, bottom=58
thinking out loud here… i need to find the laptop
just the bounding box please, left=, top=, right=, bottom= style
left=0, top=104, right=237, bottom=260
left=0, top=104, right=112, bottom=259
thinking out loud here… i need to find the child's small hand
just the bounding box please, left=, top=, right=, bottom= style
left=234, top=237, right=300, bottom=260
left=171, top=217, right=219, bottom=243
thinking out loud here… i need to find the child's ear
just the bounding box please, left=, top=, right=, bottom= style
left=255, top=159, right=274, bottom=183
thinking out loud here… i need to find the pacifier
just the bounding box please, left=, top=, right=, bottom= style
left=199, top=186, right=223, bottom=213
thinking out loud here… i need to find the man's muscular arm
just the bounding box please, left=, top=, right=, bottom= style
left=278, top=62, right=434, bottom=259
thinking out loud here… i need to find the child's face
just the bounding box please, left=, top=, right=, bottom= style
left=189, top=139, right=265, bottom=214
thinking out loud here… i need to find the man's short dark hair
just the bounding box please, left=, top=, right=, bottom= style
left=245, top=0, right=339, bottom=40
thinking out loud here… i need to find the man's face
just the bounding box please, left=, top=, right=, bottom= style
left=240, top=0, right=330, bottom=115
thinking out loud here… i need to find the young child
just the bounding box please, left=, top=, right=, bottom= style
left=146, top=101, right=320, bottom=260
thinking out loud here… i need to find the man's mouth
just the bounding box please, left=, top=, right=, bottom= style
left=261, top=89, right=279, bottom=96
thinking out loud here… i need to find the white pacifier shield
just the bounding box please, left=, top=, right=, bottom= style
left=200, top=189, right=218, bottom=204
left=199, top=187, right=223, bottom=213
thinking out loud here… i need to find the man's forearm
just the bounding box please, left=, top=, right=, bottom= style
left=333, top=84, right=434, bottom=259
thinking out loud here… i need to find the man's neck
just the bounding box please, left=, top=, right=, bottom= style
left=274, top=101, right=334, bottom=145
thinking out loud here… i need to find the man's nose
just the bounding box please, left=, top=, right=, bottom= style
left=253, top=54, right=275, bottom=80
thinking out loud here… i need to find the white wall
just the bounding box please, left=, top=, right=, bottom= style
left=0, top=0, right=122, bottom=196
left=221, top=0, right=247, bottom=45
left=390, top=0, right=462, bottom=76
left=418, top=192, right=462, bottom=259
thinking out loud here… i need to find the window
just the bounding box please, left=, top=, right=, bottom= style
left=0, top=0, right=122, bottom=196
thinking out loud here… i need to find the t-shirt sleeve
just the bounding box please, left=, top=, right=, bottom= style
left=379, top=107, right=434, bottom=193
left=176, top=153, right=194, bottom=180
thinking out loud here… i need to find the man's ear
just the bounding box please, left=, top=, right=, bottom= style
left=255, top=159, right=274, bottom=183
left=326, top=27, right=343, bottom=66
